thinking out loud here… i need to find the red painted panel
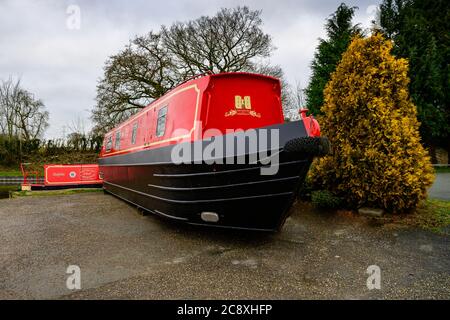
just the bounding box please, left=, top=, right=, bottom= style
left=44, top=164, right=102, bottom=186
left=98, top=72, right=285, bottom=159
left=100, top=81, right=204, bottom=158
left=202, top=73, right=284, bottom=137
left=299, top=109, right=321, bottom=137
left=150, top=86, right=199, bottom=143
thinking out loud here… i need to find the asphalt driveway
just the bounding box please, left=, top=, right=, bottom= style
left=429, top=173, right=450, bottom=200
left=0, top=192, right=448, bottom=299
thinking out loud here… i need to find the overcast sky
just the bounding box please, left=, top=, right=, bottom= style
left=0, top=0, right=381, bottom=138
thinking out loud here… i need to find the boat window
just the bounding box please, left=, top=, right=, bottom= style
left=115, top=131, right=121, bottom=150
left=105, top=136, right=112, bottom=152
left=156, top=106, right=168, bottom=137
left=131, top=122, right=138, bottom=144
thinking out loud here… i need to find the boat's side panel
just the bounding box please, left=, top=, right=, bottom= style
left=102, top=159, right=310, bottom=231
left=99, top=121, right=312, bottom=230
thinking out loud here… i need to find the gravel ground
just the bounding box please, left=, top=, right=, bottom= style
left=0, top=192, right=448, bottom=299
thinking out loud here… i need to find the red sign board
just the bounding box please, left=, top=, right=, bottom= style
left=44, top=164, right=102, bottom=186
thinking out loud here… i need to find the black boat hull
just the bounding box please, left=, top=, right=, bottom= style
left=98, top=121, right=328, bottom=231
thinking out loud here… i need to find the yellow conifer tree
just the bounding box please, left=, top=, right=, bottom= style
left=310, top=33, right=434, bottom=212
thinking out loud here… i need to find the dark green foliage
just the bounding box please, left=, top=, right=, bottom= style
left=311, top=190, right=344, bottom=209
left=0, top=136, right=39, bottom=166
left=378, top=0, right=450, bottom=149
left=305, top=3, right=361, bottom=115
left=298, top=176, right=313, bottom=200
left=0, top=134, right=102, bottom=167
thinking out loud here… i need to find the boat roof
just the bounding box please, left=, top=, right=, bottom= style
left=169, top=72, right=279, bottom=93
left=209, top=72, right=279, bottom=81
left=104, top=72, right=280, bottom=137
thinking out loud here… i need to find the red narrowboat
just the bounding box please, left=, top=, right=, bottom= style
left=20, top=163, right=102, bottom=189
left=98, top=72, right=329, bottom=231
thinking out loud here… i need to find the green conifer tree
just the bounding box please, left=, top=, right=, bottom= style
left=310, top=34, right=434, bottom=212
left=305, top=3, right=361, bottom=115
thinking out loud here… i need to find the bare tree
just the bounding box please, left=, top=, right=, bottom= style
left=65, top=116, right=89, bottom=151
left=162, top=7, right=273, bottom=76
left=92, top=32, right=177, bottom=133
left=92, top=6, right=278, bottom=134
left=0, top=77, right=21, bottom=139
left=0, top=78, right=48, bottom=140
left=288, top=81, right=306, bottom=121
left=14, top=91, right=48, bottom=140
left=292, top=80, right=306, bottom=109
left=67, top=116, right=87, bottom=136
left=246, top=62, right=292, bottom=117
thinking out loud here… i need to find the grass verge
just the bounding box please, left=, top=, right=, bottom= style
left=434, top=166, right=450, bottom=173
left=10, top=188, right=103, bottom=198
left=0, top=185, right=20, bottom=192
left=0, top=166, right=22, bottom=176
left=378, top=199, right=450, bottom=235
left=411, top=199, right=450, bottom=234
